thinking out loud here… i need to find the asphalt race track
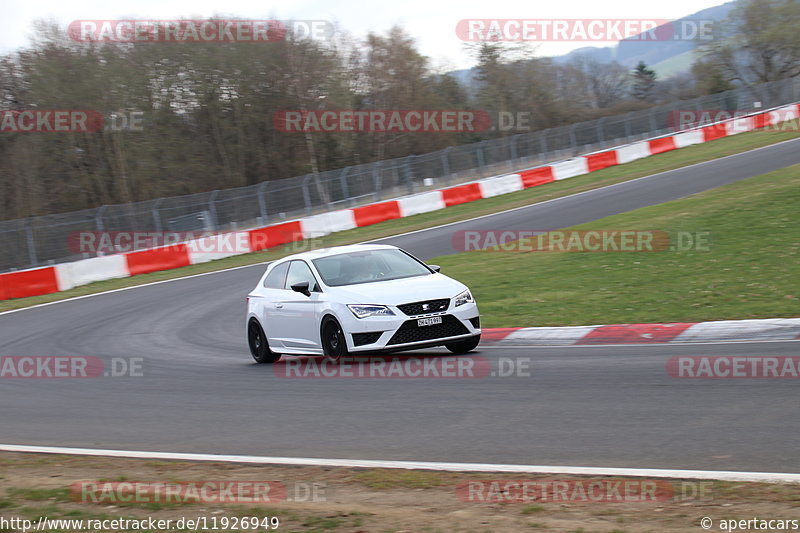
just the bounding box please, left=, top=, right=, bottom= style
left=1, top=138, right=798, bottom=472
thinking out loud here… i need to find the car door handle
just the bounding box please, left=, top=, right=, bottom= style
left=274, top=303, right=284, bottom=309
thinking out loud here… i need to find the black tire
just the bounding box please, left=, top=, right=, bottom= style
left=321, top=316, right=348, bottom=363
left=248, top=319, right=281, bottom=364
left=445, top=334, right=481, bottom=354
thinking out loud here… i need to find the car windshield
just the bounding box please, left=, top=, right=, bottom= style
left=312, top=249, right=432, bottom=286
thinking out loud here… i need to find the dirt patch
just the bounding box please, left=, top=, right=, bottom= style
left=0, top=452, right=798, bottom=532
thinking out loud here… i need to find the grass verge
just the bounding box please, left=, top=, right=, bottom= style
left=432, top=165, right=799, bottom=327
left=1, top=123, right=798, bottom=314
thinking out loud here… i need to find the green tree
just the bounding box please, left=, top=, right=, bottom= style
left=631, top=61, right=657, bottom=101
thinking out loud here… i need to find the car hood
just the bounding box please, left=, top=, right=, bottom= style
left=326, top=273, right=468, bottom=306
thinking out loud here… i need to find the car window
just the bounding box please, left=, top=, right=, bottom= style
left=285, top=260, right=320, bottom=292
left=312, top=249, right=431, bottom=286
left=263, top=262, right=289, bottom=289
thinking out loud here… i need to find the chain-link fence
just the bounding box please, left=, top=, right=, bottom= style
left=2, top=77, right=798, bottom=272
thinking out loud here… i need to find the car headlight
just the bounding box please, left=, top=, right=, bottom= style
left=347, top=304, right=396, bottom=318
left=454, top=289, right=474, bottom=307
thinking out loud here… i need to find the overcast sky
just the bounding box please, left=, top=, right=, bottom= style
left=1, top=0, right=728, bottom=69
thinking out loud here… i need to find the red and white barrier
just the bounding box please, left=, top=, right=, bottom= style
left=551, top=158, right=589, bottom=180
left=0, top=266, right=60, bottom=299
left=477, top=173, right=523, bottom=198
left=397, top=191, right=446, bottom=217
left=352, top=201, right=402, bottom=227
left=301, top=210, right=356, bottom=238
left=3, top=102, right=797, bottom=300
left=187, top=232, right=252, bottom=264
left=616, top=142, right=650, bottom=164
left=55, top=254, right=129, bottom=291
left=673, top=130, right=704, bottom=148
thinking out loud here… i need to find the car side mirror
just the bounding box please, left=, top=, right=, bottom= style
left=290, top=281, right=311, bottom=296
left=428, top=264, right=441, bottom=273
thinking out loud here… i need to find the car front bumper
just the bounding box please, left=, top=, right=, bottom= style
left=343, top=302, right=480, bottom=353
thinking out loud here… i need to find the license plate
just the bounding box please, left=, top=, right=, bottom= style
left=417, top=316, right=442, bottom=327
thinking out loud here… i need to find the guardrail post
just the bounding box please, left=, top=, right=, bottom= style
left=596, top=117, right=605, bottom=148
left=95, top=205, right=107, bottom=232
left=624, top=113, right=632, bottom=142
left=152, top=198, right=163, bottom=232
left=339, top=168, right=351, bottom=206
left=403, top=155, right=416, bottom=194
left=208, top=190, right=219, bottom=230
left=372, top=164, right=382, bottom=201
left=24, top=218, right=38, bottom=267
left=301, top=175, right=312, bottom=215
left=510, top=135, right=519, bottom=165
left=476, top=141, right=486, bottom=169
left=569, top=124, right=577, bottom=154
left=257, top=182, right=268, bottom=223
left=540, top=129, right=549, bottom=163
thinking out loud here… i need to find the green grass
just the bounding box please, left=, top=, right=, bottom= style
left=1, top=120, right=797, bottom=314
left=432, top=165, right=799, bottom=327
left=353, top=469, right=452, bottom=490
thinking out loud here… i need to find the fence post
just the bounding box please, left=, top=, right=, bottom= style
left=596, top=117, right=605, bottom=148
left=510, top=135, right=519, bottom=167
left=569, top=124, right=577, bottom=154
left=257, top=182, right=268, bottom=223
left=301, top=175, right=312, bottom=215
left=372, top=164, right=382, bottom=201
left=339, top=168, right=351, bottom=206
left=24, top=218, right=38, bottom=267
left=623, top=113, right=632, bottom=142
left=403, top=155, right=416, bottom=194
left=441, top=147, right=451, bottom=180
left=540, top=129, right=549, bottom=163
left=152, top=198, right=163, bottom=232
left=648, top=108, right=657, bottom=133
left=95, top=205, right=107, bottom=231
left=208, top=190, right=219, bottom=230
left=476, top=141, right=486, bottom=169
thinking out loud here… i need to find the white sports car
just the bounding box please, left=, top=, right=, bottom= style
left=246, top=244, right=481, bottom=363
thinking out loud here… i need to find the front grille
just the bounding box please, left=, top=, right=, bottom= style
left=397, top=298, right=450, bottom=316
left=387, top=315, right=469, bottom=345
left=352, top=332, right=383, bottom=346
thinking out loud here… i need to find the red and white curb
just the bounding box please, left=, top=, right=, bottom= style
left=0, top=444, right=798, bottom=483
left=483, top=318, right=800, bottom=346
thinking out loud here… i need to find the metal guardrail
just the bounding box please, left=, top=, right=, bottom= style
left=1, top=77, right=798, bottom=272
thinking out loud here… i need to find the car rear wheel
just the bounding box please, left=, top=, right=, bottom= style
left=445, top=334, right=481, bottom=354
left=248, top=319, right=281, bottom=364
left=321, top=317, right=348, bottom=363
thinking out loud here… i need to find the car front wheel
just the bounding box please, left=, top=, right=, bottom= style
left=248, top=319, right=281, bottom=364
left=321, top=317, right=348, bottom=363
left=445, top=334, right=481, bottom=354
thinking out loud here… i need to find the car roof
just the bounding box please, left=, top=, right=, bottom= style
left=276, top=243, right=400, bottom=263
